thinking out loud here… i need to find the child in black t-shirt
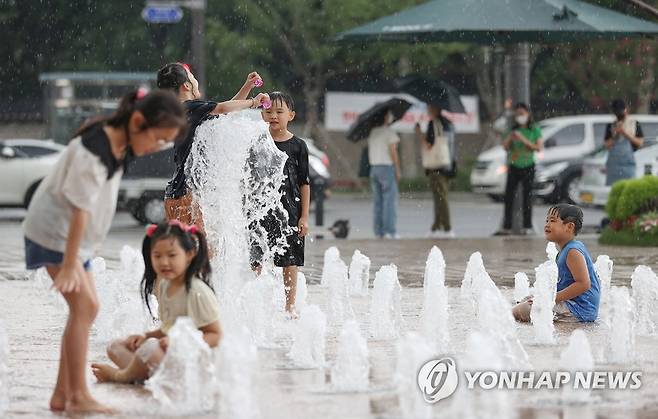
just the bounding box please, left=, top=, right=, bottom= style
left=156, top=62, right=270, bottom=232
left=253, top=92, right=310, bottom=318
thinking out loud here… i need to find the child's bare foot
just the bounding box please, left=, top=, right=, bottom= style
left=66, top=393, right=115, bottom=414
left=285, top=310, right=299, bottom=320
left=49, top=391, right=66, bottom=411
left=91, top=363, right=119, bottom=383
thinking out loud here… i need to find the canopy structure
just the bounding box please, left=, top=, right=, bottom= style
left=337, top=0, right=658, bottom=234
left=336, top=0, right=658, bottom=44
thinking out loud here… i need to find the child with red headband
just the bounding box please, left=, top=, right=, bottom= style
left=91, top=220, right=221, bottom=384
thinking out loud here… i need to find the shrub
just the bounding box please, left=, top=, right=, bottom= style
left=605, top=179, right=629, bottom=219
left=606, top=176, right=658, bottom=220
left=599, top=226, right=658, bottom=247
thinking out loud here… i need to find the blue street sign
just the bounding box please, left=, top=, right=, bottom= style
left=141, top=6, right=184, bottom=24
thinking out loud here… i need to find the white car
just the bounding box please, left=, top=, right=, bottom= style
left=578, top=138, right=658, bottom=207
left=471, top=115, right=658, bottom=202
left=0, top=139, right=64, bottom=207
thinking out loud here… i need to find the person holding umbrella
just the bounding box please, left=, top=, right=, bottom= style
left=400, top=76, right=463, bottom=238
left=367, top=110, right=402, bottom=239
left=347, top=98, right=411, bottom=239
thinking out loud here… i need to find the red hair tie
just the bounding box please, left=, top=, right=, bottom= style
left=145, top=220, right=199, bottom=238
left=145, top=224, right=158, bottom=237
left=177, top=62, right=191, bottom=72
left=167, top=219, right=199, bottom=234
left=136, top=87, right=149, bottom=100
left=168, top=219, right=184, bottom=230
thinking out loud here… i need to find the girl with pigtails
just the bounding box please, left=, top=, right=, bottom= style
left=91, top=220, right=221, bottom=385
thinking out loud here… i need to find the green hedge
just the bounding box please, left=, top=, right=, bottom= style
left=605, top=176, right=658, bottom=220
left=599, top=226, right=658, bottom=247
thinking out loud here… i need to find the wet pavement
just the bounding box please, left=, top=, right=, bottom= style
left=1, top=195, right=657, bottom=419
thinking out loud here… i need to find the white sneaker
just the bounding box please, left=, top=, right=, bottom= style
left=429, top=230, right=455, bottom=239
left=384, top=233, right=401, bottom=239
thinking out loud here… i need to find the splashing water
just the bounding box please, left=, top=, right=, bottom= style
left=331, top=320, right=369, bottom=391
left=395, top=333, right=432, bottom=419
left=240, top=272, right=277, bottom=347
left=559, top=329, right=594, bottom=402
left=531, top=260, right=557, bottom=345
left=369, top=264, right=402, bottom=340
left=348, top=250, right=371, bottom=296
left=295, top=271, right=308, bottom=311
left=594, top=255, right=614, bottom=327
left=30, top=267, right=65, bottom=309
left=186, top=111, right=289, bottom=330
left=476, top=284, right=531, bottom=369
left=460, top=252, right=498, bottom=316
left=146, top=317, right=215, bottom=415
left=321, top=247, right=341, bottom=288
left=460, top=252, right=530, bottom=367
left=452, top=331, right=515, bottom=419
left=460, top=252, right=484, bottom=304
left=514, top=272, right=530, bottom=303
left=93, top=246, right=156, bottom=343
left=271, top=267, right=287, bottom=313
left=607, top=286, right=635, bottom=363
left=327, top=254, right=354, bottom=326
left=288, top=305, right=327, bottom=368
left=0, top=320, right=8, bottom=416
left=630, top=265, right=658, bottom=336
left=217, top=326, right=259, bottom=419
left=420, top=246, right=450, bottom=352
left=546, top=242, right=559, bottom=261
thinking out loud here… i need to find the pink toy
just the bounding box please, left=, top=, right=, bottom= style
left=261, top=99, right=272, bottom=109
left=253, top=78, right=264, bottom=87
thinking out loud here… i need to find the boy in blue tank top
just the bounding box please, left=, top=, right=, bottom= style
left=513, top=204, right=600, bottom=323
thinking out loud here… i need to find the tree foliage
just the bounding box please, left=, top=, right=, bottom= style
left=1, top=0, right=657, bottom=122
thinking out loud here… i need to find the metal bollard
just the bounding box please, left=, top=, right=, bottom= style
left=314, top=180, right=325, bottom=227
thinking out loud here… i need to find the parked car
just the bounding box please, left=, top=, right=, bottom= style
left=119, top=138, right=332, bottom=224
left=0, top=139, right=65, bottom=208
left=471, top=115, right=658, bottom=203
left=577, top=138, right=658, bottom=208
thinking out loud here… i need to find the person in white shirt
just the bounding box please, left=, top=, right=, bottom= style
left=22, top=90, right=186, bottom=413
left=367, top=111, right=401, bottom=239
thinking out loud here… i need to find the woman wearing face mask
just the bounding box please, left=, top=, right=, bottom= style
left=497, top=103, right=543, bottom=236
left=604, top=99, right=644, bottom=186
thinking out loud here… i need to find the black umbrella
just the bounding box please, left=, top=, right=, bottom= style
left=346, top=97, right=412, bottom=142
left=396, top=76, right=466, bottom=114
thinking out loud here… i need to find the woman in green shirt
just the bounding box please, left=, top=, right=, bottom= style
left=499, top=103, right=543, bottom=235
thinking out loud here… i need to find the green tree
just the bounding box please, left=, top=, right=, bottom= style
left=0, top=1, right=188, bottom=108
left=203, top=0, right=468, bottom=177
